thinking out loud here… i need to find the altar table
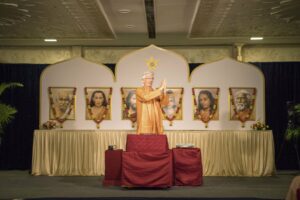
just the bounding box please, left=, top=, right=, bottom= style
left=31, top=130, right=275, bottom=176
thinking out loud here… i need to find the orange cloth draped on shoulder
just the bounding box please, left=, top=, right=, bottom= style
left=136, top=86, right=169, bottom=134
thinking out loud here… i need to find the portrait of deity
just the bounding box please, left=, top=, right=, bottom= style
left=85, top=87, right=112, bottom=122
left=230, top=88, right=256, bottom=122
left=49, top=87, right=76, bottom=121
left=121, top=88, right=137, bottom=123
left=193, top=88, right=219, bottom=126
left=162, top=88, right=183, bottom=122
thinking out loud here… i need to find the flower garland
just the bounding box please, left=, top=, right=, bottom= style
left=251, top=120, right=269, bottom=130
left=229, top=88, right=256, bottom=127
left=42, top=120, right=59, bottom=129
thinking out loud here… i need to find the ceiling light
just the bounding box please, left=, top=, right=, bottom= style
left=250, top=37, right=263, bottom=40
left=280, top=0, right=292, bottom=4
left=44, top=39, right=57, bottom=42
left=118, top=9, right=131, bottom=14
left=126, top=25, right=135, bottom=28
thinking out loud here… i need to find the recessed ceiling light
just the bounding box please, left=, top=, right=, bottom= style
left=44, top=39, right=57, bottom=42
left=118, top=9, right=131, bottom=14
left=250, top=37, right=263, bottom=40
left=280, top=0, right=292, bottom=4
left=126, top=25, right=135, bottom=28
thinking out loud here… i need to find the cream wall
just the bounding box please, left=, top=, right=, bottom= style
left=243, top=45, right=300, bottom=62
left=0, top=47, right=72, bottom=64
left=1, top=44, right=300, bottom=64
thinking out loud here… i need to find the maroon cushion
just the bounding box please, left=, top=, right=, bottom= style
left=297, top=188, right=300, bottom=200
left=126, top=134, right=169, bottom=153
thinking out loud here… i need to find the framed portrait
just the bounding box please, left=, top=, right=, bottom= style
left=121, top=87, right=137, bottom=122
left=49, top=87, right=76, bottom=121
left=162, top=87, right=184, bottom=121
left=229, top=87, right=256, bottom=122
left=192, top=87, right=219, bottom=123
left=85, top=87, right=112, bottom=122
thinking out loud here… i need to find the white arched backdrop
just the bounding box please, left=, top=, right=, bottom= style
left=40, top=45, right=264, bottom=130
left=190, top=58, right=265, bottom=130
left=34, top=45, right=274, bottom=177
left=40, top=57, right=115, bottom=129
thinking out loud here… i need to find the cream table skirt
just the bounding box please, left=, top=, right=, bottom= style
left=31, top=130, right=275, bottom=176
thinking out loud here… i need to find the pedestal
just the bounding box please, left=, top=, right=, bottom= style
left=121, top=134, right=172, bottom=187
left=103, top=149, right=123, bottom=186
left=122, top=150, right=173, bottom=187
left=172, top=148, right=203, bottom=186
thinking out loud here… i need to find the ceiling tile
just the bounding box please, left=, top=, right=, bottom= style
left=0, top=0, right=115, bottom=39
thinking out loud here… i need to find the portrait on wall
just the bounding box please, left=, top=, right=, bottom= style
left=162, top=88, right=184, bottom=125
left=49, top=87, right=76, bottom=123
left=229, top=87, right=256, bottom=125
left=192, top=87, right=219, bottom=127
left=85, top=87, right=112, bottom=128
left=121, top=87, right=137, bottom=126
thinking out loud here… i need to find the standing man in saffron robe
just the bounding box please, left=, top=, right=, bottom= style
left=136, top=71, right=169, bottom=134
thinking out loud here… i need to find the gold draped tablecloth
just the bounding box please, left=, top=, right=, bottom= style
left=31, top=130, right=275, bottom=176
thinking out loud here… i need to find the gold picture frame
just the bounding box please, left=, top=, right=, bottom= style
left=48, top=87, right=76, bottom=123
left=162, top=87, right=184, bottom=125
left=192, top=87, right=219, bottom=127
left=229, top=87, right=256, bottom=125
left=85, top=87, right=112, bottom=128
left=121, top=87, right=137, bottom=126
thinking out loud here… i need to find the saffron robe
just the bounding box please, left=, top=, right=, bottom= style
left=136, top=86, right=169, bottom=134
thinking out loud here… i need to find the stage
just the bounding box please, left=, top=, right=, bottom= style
left=0, top=170, right=297, bottom=200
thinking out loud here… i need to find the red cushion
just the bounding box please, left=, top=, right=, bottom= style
left=126, top=134, right=169, bottom=153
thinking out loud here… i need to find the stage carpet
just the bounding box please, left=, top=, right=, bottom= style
left=0, top=170, right=298, bottom=200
